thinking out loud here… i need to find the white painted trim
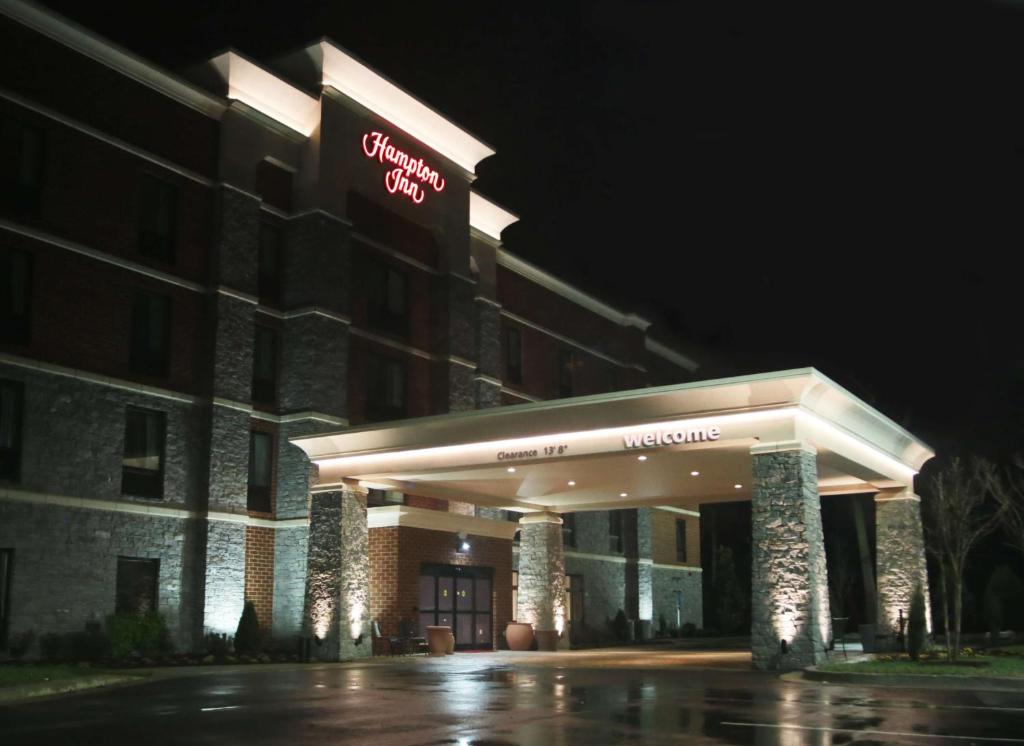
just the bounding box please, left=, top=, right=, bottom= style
left=289, top=208, right=353, bottom=226
left=318, top=41, right=494, bottom=173
left=501, top=309, right=644, bottom=371
left=349, top=327, right=433, bottom=361
left=562, top=549, right=627, bottom=565
left=474, top=295, right=502, bottom=309
left=366, top=505, right=517, bottom=539
left=0, top=219, right=206, bottom=293
left=475, top=374, right=502, bottom=387
left=0, top=0, right=226, bottom=119
left=654, top=506, right=701, bottom=518
left=351, top=231, right=440, bottom=275
left=448, top=355, right=476, bottom=370
left=0, top=351, right=200, bottom=404
left=259, top=203, right=290, bottom=220
left=255, top=305, right=352, bottom=325
left=500, top=386, right=542, bottom=403
left=750, top=440, right=818, bottom=456
left=207, top=511, right=308, bottom=528
left=645, top=338, right=699, bottom=373
left=250, top=410, right=349, bottom=426
left=518, top=512, right=562, bottom=525
left=215, top=286, right=258, bottom=305
left=649, top=562, right=703, bottom=573
left=469, top=192, right=518, bottom=241
left=213, top=397, right=252, bottom=414
left=0, top=88, right=216, bottom=187
left=874, top=494, right=921, bottom=503
left=497, top=248, right=651, bottom=331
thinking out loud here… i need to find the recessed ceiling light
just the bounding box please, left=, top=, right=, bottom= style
left=690, top=470, right=700, bottom=477
left=620, top=492, right=628, bottom=498
left=507, top=467, right=516, bottom=473
left=637, top=455, right=648, bottom=461
left=734, top=483, right=743, bottom=489
left=567, top=480, right=576, bottom=487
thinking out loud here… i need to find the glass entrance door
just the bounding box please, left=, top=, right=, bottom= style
left=418, top=564, right=493, bottom=649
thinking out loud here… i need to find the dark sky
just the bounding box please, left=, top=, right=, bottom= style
left=40, top=0, right=1024, bottom=458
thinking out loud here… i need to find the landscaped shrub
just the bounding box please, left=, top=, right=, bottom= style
left=8, top=630, right=35, bottom=659
left=204, top=632, right=231, bottom=662
left=908, top=584, right=927, bottom=662
left=608, top=609, right=630, bottom=641
left=39, top=632, right=65, bottom=660
left=106, top=613, right=170, bottom=658
left=70, top=620, right=111, bottom=660
left=234, top=600, right=261, bottom=654
left=658, top=614, right=667, bottom=637
left=681, top=622, right=698, bottom=638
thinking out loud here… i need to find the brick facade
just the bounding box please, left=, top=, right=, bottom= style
left=244, top=526, right=275, bottom=631
left=369, top=527, right=513, bottom=648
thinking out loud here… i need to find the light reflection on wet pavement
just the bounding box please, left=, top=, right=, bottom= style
left=3, top=650, right=1024, bottom=745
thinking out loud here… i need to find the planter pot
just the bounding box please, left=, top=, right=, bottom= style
left=426, top=626, right=451, bottom=656
left=505, top=622, right=534, bottom=651
left=535, top=629, right=559, bottom=651
left=446, top=630, right=455, bottom=655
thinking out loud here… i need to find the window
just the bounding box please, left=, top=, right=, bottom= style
left=606, top=365, right=620, bottom=393
left=367, top=259, right=408, bottom=336
left=0, top=549, right=11, bottom=648
left=675, top=519, right=687, bottom=563
left=115, top=557, right=159, bottom=616
left=1, top=121, right=45, bottom=216
left=252, top=325, right=278, bottom=406
left=0, top=380, right=24, bottom=482
left=257, top=222, right=283, bottom=303
left=138, top=174, right=178, bottom=263
left=561, top=512, right=576, bottom=548
left=129, top=291, right=171, bottom=377
left=608, top=510, right=623, bottom=553
left=558, top=349, right=575, bottom=398
left=366, top=353, right=406, bottom=421
left=247, top=430, right=273, bottom=513
left=504, top=326, right=522, bottom=385
left=367, top=488, right=404, bottom=508
left=121, top=408, right=165, bottom=499
left=0, top=248, right=32, bottom=345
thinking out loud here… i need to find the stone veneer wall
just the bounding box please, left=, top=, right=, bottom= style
left=876, top=494, right=931, bottom=633
left=751, top=447, right=831, bottom=670
left=516, top=516, right=565, bottom=632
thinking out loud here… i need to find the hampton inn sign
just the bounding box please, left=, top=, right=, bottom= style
left=361, top=131, right=447, bottom=204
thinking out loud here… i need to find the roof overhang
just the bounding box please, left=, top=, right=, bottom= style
left=293, top=369, right=934, bottom=512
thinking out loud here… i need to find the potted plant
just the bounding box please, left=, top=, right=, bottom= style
left=425, top=626, right=451, bottom=656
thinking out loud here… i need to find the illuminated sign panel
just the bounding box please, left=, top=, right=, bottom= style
left=361, top=131, right=446, bottom=204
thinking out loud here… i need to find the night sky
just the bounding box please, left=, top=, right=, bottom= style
left=39, top=0, right=1024, bottom=459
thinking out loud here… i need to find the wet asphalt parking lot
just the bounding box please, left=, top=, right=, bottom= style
left=2, top=648, right=1024, bottom=745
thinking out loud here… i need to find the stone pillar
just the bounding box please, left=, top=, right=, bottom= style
left=517, top=513, right=567, bottom=635
left=876, top=491, right=931, bottom=634
left=636, top=508, right=654, bottom=639
left=750, top=442, right=832, bottom=670
left=304, top=482, right=370, bottom=661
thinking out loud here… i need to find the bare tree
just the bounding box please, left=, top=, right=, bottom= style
left=989, top=458, right=1024, bottom=559
left=922, top=457, right=1003, bottom=660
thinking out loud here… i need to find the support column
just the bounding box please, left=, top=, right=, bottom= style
left=750, top=442, right=832, bottom=670
left=876, top=490, right=931, bottom=634
left=517, top=513, right=567, bottom=636
left=304, top=482, right=370, bottom=661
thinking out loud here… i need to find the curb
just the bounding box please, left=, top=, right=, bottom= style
left=800, top=666, right=1024, bottom=692
left=0, top=673, right=149, bottom=705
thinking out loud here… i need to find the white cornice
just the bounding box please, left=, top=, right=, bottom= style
left=496, top=249, right=651, bottom=331
left=469, top=192, right=519, bottom=241
left=367, top=505, right=517, bottom=540
left=645, top=338, right=699, bottom=373
left=0, top=0, right=226, bottom=119
left=316, top=41, right=494, bottom=173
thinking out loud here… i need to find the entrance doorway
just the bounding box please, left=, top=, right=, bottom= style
left=565, top=574, right=585, bottom=645
left=418, top=564, right=493, bottom=649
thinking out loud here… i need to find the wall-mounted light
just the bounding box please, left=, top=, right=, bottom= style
left=456, top=531, right=470, bottom=554
left=637, top=455, right=648, bottom=461
left=507, top=467, right=516, bottom=473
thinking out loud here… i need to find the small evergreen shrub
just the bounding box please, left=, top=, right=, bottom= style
left=907, top=584, right=927, bottom=662
left=234, top=601, right=261, bottom=654
left=8, top=630, right=36, bottom=659
left=106, top=613, right=170, bottom=658
left=608, top=609, right=630, bottom=641
left=39, top=632, right=65, bottom=660
left=204, top=632, right=231, bottom=662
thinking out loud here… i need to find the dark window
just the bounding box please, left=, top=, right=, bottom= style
left=558, top=349, right=575, bottom=398
left=676, top=519, right=688, bottom=563
left=256, top=159, right=293, bottom=213
left=367, top=353, right=406, bottom=421
left=130, top=291, right=171, bottom=377
left=607, top=365, right=620, bottom=393
left=367, top=488, right=404, bottom=508
left=252, top=325, right=278, bottom=406
left=0, top=248, right=32, bottom=345
left=138, top=174, right=178, bottom=263
left=0, top=548, right=11, bottom=648
left=257, top=222, right=283, bottom=304
left=247, top=430, right=273, bottom=513
left=366, top=259, right=408, bottom=336
left=115, top=557, right=159, bottom=616
left=0, top=380, right=24, bottom=482
left=561, top=512, right=576, bottom=548
left=504, top=326, right=522, bottom=385
left=121, top=408, right=165, bottom=499
left=1, top=120, right=45, bottom=216
left=608, top=510, right=623, bottom=553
